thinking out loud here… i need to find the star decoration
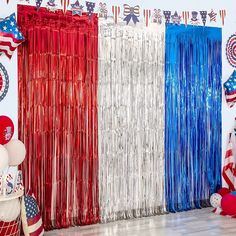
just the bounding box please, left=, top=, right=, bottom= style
left=208, top=9, right=217, bottom=22
left=171, top=11, right=181, bottom=25
left=71, top=0, right=84, bottom=16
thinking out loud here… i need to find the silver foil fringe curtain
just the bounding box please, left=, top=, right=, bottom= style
left=98, top=22, right=165, bottom=223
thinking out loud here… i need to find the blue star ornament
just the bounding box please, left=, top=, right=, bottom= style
left=71, top=0, right=84, bottom=16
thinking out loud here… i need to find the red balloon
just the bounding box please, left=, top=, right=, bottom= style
left=0, top=116, right=14, bottom=145
left=217, top=187, right=231, bottom=197
left=221, top=193, right=236, bottom=216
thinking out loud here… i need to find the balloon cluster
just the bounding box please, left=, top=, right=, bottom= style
left=0, top=116, right=25, bottom=222
left=0, top=140, right=26, bottom=171
left=210, top=188, right=236, bottom=216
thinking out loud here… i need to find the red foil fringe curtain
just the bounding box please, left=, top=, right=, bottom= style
left=17, top=5, right=99, bottom=230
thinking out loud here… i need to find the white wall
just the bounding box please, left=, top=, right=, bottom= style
left=1, top=0, right=235, bottom=168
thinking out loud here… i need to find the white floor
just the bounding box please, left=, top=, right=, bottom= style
left=45, top=208, right=236, bottom=236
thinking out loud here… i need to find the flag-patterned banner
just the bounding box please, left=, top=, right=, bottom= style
left=220, top=9, right=226, bottom=26
left=182, top=11, right=189, bottom=26
left=222, top=133, right=236, bottom=191
left=0, top=13, right=25, bottom=59
left=112, top=5, right=120, bottom=24
left=143, top=9, right=151, bottom=27
left=61, top=0, right=70, bottom=13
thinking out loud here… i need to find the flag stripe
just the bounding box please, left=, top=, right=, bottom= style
left=28, top=213, right=41, bottom=226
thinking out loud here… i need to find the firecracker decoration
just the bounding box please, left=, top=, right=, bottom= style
left=143, top=9, right=151, bottom=27
left=36, top=0, right=43, bottom=10
left=190, top=11, right=200, bottom=25
left=98, top=2, right=108, bottom=19
left=0, top=63, right=9, bottom=102
left=208, top=9, right=217, bottom=22
left=163, top=11, right=171, bottom=24
left=182, top=11, right=189, bottom=26
left=61, top=0, right=70, bottom=14
left=123, top=4, right=140, bottom=25
left=220, top=9, right=226, bottom=26
left=86, top=1, right=96, bottom=19
left=71, top=0, right=83, bottom=16
left=152, top=9, right=162, bottom=24
left=112, top=5, right=120, bottom=24
left=46, top=0, right=57, bottom=12
left=226, top=34, right=236, bottom=68
left=171, top=11, right=181, bottom=25
left=200, top=11, right=207, bottom=26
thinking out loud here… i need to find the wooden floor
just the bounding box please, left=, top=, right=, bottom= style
left=45, top=208, right=236, bottom=236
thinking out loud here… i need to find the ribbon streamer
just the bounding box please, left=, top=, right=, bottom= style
left=112, top=5, right=120, bottom=24
left=99, top=23, right=165, bottom=223
left=165, top=25, right=222, bottom=212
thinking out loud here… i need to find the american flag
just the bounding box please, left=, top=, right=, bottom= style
left=222, top=133, right=236, bottom=191
left=22, top=192, right=44, bottom=236
left=224, top=71, right=236, bottom=107
left=0, top=13, right=24, bottom=59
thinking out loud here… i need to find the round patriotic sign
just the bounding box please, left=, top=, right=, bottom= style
left=0, top=63, right=9, bottom=102
left=226, top=34, right=236, bottom=68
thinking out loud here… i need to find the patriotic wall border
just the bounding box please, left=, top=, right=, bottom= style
left=15, top=0, right=227, bottom=27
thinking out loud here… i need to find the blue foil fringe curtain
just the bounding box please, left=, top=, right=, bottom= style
left=165, top=25, right=222, bottom=212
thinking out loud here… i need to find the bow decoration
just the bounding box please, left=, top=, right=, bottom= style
left=123, top=4, right=140, bottom=25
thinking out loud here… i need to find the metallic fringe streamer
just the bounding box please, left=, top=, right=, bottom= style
left=98, top=22, right=165, bottom=223
left=165, top=25, right=222, bottom=212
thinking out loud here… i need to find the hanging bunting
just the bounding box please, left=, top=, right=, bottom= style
left=123, top=4, right=140, bottom=25
left=143, top=9, right=151, bottom=27
left=0, top=63, right=9, bottom=102
left=182, top=11, right=189, bottom=26
left=71, top=0, right=83, bottom=16
left=112, top=5, right=120, bottom=24
left=200, top=11, right=207, bottom=26
left=163, top=11, right=171, bottom=24
left=46, top=0, right=57, bottom=12
left=190, top=11, right=200, bottom=25
left=36, top=0, right=43, bottom=10
left=220, top=9, right=226, bottom=26
left=98, top=2, right=108, bottom=19
left=171, top=11, right=181, bottom=25
left=152, top=9, right=162, bottom=24
left=86, top=1, right=96, bottom=18
left=226, top=34, right=236, bottom=68
left=61, top=0, right=70, bottom=13
left=208, top=9, right=217, bottom=22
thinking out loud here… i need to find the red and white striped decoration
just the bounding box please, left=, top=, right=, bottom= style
left=112, top=5, right=120, bottom=24
left=222, top=133, right=236, bottom=191
left=182, top=11, right=189, bottom=26
left=219, top=9, right=226, bottom=26
left=61, top=0, right=70, bottom=13
left=143, top=9, right=151, bottom=27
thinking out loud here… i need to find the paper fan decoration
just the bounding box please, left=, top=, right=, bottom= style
left=226, top=34, right=236, bottom=68
left=0, top=63, right=9, bottom=102
left=0, top=116, right=14, bottom=145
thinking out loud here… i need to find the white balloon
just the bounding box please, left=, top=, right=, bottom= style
left=0, top=198, right=21, bottom=222
left=4, top=139, right=26, bottom=166
left=210, top=193, right=222, bottom=208
left=0, top=144, right=9, bottom=172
